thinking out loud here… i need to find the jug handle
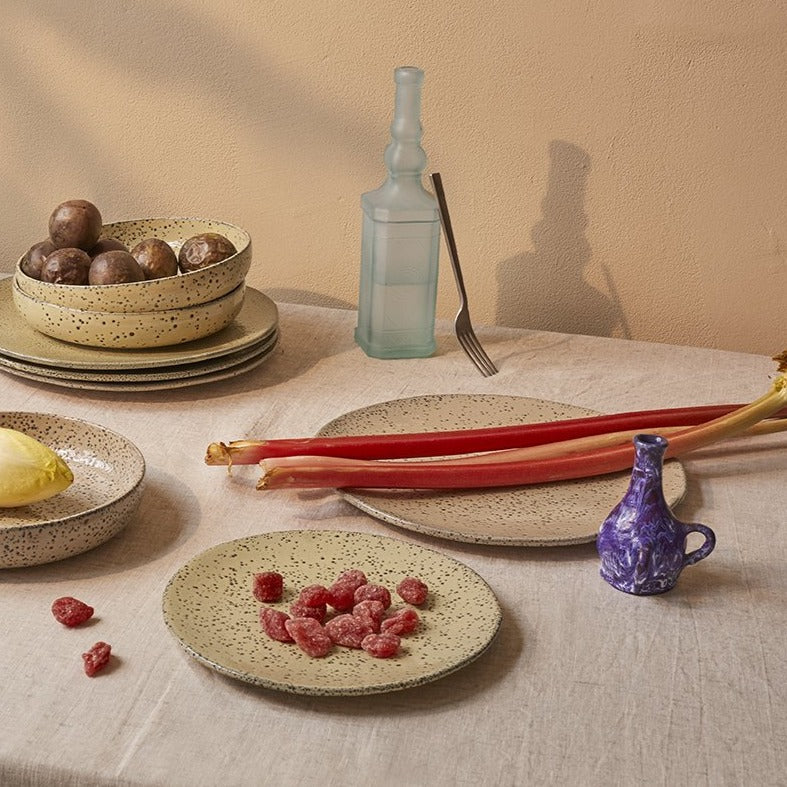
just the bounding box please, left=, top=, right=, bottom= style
left=682, top=523, right=716, bottom=567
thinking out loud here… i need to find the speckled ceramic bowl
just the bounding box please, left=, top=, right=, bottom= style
left=14, top=217, right=251, bottom=313
left=0, top=412, right=145, bottom=568
left=12, top=279, right=246, bottom=349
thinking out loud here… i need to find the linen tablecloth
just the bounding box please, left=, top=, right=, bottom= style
left=1, top=301, right=785, bottom=786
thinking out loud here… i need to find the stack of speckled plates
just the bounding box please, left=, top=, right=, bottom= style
left=0, top=278, right=279, bottom=391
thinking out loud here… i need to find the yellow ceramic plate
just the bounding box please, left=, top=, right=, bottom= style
left=162, top=530, right=502, bottom=696
left=318, top=394, right=687, bottom=547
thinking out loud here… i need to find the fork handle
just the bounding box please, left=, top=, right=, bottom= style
left=430, top=173, right=469, bottom=304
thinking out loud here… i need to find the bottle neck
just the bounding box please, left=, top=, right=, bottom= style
left=384, top=66, right=427, bottom=179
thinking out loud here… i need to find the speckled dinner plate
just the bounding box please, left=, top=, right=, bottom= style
left=0, top=278, right=278, bottom=370
left=162, top=530, right=502, bottom=696
left=317, top=394, right=687, bottom=547
left=0, top=329, right=278, bottom=387
left=0, top=333, right=279, bottom=392
left=0, top=412, right=145, bottom=568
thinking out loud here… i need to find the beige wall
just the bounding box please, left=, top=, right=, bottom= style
left=2, top=1, right=785, bottom=356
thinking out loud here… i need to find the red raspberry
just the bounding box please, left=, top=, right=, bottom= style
left=335, top=569, right=367, bottom=591
left=51, top=596, right=94, bottom=627
left=325, top=614, right=373, bottom=648
left=284, top=617, right=333, bottom=658
left=298, top=584, right=331, bottom=606
left=396, top=577, right=428, bottom=606
left=290, top=598, right=327, bottom=622
left=361, top=632, right=400, bottom=659
left=353, top=599, right=385, bottom=632
left=354, top=583, right=391, bottom=609
left=327, top=581, right=356, bottom=611
left=259, top=607, right=293, bottom=642
left=252, top=571, right=284, bottom=602
left=82, top=641, right=111, bottom=676
left=381, top=608, right=420, bottom=636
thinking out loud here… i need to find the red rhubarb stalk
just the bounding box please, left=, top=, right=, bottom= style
left=205, top=403, right=787, bottom=466
left=257, top=372, right=787, bottom=491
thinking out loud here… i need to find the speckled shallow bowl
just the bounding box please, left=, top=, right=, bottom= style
left=14, top=217, right=251, bottom=313
left=12, top=279, right=246, bottom=349
left=0, top=412, right=145, bottom=568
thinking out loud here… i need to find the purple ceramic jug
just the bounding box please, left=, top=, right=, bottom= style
left=597, top=433, right=716, bottom=595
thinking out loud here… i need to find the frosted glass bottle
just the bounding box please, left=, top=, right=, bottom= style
left=355, top=66, right=440, bottom=359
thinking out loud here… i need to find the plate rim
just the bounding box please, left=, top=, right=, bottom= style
left=0, top=335, right=278, bottom=392
left=0, top=328, right=278, bottom=383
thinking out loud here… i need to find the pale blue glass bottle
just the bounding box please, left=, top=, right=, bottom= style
left=355, top=66, right=440, bottom=359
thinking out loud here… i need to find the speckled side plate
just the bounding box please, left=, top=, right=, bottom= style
left=317, top=394, right=687, bottom=547
left=162, top=530, right=502, bottom=696
left=0, top=412, right=145, bottom=568
left=0, top=280, right=278, bottom=370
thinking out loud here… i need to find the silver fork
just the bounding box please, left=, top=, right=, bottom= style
left=430, top=172, right=499, bottom=377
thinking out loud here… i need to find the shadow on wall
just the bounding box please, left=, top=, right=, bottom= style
left=496, top=140, right=630, bottom=339
left=264, top=288, right=354, bottom=310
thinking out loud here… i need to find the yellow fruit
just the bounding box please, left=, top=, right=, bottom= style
left=0, top=427, right=74, bottom=507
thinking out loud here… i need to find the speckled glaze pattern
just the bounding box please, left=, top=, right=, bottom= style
left=162, top=530, right=502, bottom=696
left=0, top=329, right=278, bottom=384
left=597, top=434, right=716, bottom=595
left=0, top=412, right=145, bottom=568
left=1, top=332, right=279, bottom=392
left=318, top=395, right=687, bottom=547
left=14, top=217, right=251, bottom=313
left=12, top=279, right=245, bottom=349
left=0, top=281, right=278, bottom=370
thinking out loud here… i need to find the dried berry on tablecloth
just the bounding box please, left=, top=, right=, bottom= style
left=51, top=596, right=94, bottom=627
left=82, top=641, right=112, bottom=677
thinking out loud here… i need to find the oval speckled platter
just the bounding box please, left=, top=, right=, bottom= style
left=0, top=412, right=145, bottom=568
left=162, top=530, right=502, bottom=696
left=0, top=278, right=278, bottom=370
left=317, top=394, right=687, bottom=547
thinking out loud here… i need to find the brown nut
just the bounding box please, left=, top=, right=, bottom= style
left=88, top=250, right=145, bottom=285
left=89, top=237, right=128, bottom=257
left=131, top=238, right=178, bottom=280
left=48, top=200, right=103, bottom=251
left=40, top=248, right=92, bottom=285
left=178, top=232, right=237, bottom=273
left=20, top=239, right=56, bottom=280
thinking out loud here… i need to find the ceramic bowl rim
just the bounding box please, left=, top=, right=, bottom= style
left=0, top=411, right=146, bottom=533
left=15, top=215, right=251, bottom=296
